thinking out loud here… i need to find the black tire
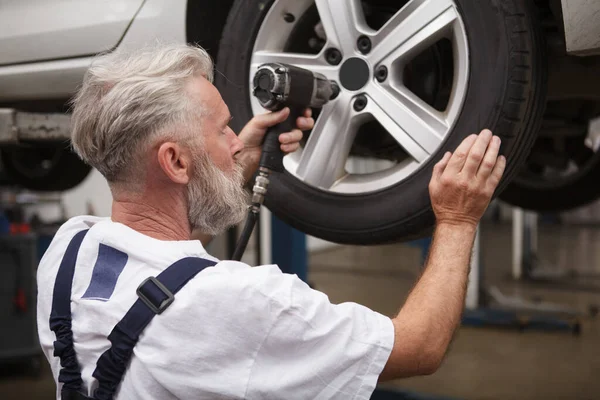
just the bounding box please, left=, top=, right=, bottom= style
left=217, top=0, right=547, bottom=244
left=0, top=144, right=92, bottom=192
left=499, top=151, right=600, bottom=212
left=499, top=95, right=600, bottom=212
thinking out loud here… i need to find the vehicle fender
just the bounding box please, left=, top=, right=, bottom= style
left=560, top=0, right=600, bottom=56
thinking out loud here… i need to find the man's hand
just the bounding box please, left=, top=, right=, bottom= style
left=429, top=129, right=506, bottom=228
left=237, top=107, right=315, bottom=183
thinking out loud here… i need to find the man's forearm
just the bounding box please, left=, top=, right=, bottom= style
left=406, top=223, right=476, bottom=353
left=383, top=223, right=476, bottom=379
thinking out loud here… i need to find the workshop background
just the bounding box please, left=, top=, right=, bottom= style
left=1, top=0, right=600, bottom=399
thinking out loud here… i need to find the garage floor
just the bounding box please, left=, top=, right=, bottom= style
left=0, top=221, right=598, bottom=400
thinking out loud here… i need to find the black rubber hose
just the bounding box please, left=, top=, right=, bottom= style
left=232, top=209, right=259, bottom=261
left=233, top=108, right=304, bottom=260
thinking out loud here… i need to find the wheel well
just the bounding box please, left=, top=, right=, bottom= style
left=186, top=0, right=235, bottom=62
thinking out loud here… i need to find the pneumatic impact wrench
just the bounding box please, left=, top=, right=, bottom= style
left=231, top=63, right=340, bottom=261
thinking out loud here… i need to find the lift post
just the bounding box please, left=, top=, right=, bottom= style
left=513, top=208, right=600, bottom=293
left=462, top=214, right=585, bottom=334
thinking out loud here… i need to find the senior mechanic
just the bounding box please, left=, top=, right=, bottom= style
left=36, top=43, right=506, bottom=400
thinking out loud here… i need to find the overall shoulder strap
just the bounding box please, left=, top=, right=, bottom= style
left=92, top=256, right=218, bottom=400
left=49, top=229, right=90, bottom=396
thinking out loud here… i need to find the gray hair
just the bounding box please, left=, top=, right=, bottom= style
left=70, top=43, right=214, bottom=183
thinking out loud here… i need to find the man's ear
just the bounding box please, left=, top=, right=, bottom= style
left=157, top=142, right=191, bottom=185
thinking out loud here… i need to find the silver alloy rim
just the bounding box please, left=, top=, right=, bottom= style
left=250, top=0, right=469, bottom=194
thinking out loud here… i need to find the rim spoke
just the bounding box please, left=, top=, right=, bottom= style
left=295, top=94, right=357, bottom=189
left=315, top=0, right=365, bottom=55
left=251, top=51, right=338, bottom=80
left=363, top=103, right=429, bottom=163
left=367, top=0, right=457, bottom=64
left=366, top=83, right=446, bottom=155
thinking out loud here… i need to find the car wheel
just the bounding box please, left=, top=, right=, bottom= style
left=500, top=100, right=600, bottom=212
left=216, top=0, right=547, bottom=244
left=0, top=145, right=92, bottom=192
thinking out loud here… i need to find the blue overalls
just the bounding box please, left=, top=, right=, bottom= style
left=49, top=230, right=217, bottom=400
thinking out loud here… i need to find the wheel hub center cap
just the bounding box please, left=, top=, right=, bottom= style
left=339, top=57, right=370, bottom=91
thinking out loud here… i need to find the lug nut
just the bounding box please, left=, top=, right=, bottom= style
left=354, top=95, right=367, bottom=111
left=325, top=48, right=342, bottom=65
left=283, top=13, right=295, bottom=23
left=375, top=66, right=388, bottom=82
left=330, top=81, right=341, bottom=100
left=357, top=36, right=371, bottom=54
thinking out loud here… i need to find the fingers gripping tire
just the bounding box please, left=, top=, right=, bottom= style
left=216, top=0, right=547, bottom=244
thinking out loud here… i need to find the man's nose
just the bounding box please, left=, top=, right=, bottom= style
left=230, top=131, right=244, bottom=157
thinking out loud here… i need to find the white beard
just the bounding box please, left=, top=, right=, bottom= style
left=186, top=152, right=249, bottom=236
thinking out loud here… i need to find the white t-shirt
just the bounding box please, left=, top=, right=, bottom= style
left=37, top=216, right=394, bottom=399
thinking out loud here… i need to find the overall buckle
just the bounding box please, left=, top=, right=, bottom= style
left=136, top=277, right=174, bottom=314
